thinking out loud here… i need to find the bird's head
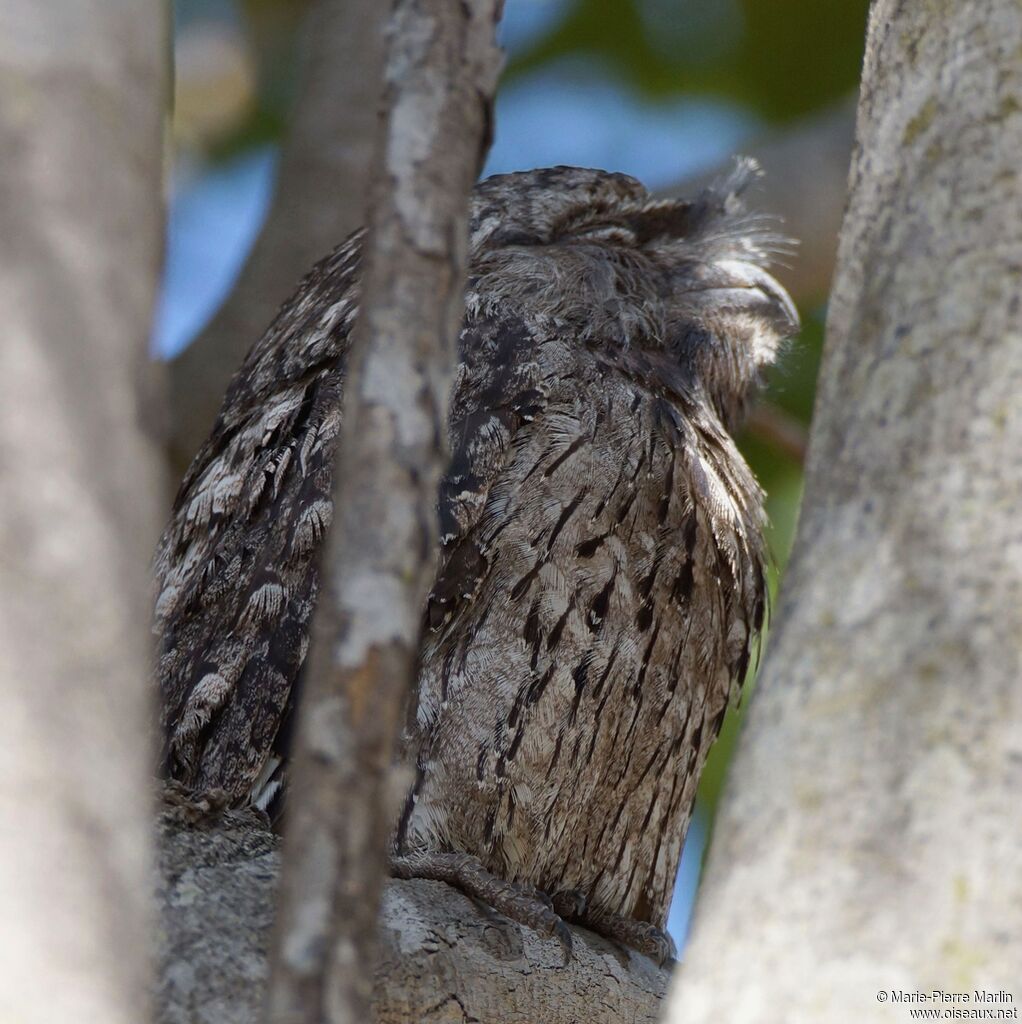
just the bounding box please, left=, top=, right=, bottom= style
left=466, top=162, right=799, bottom=429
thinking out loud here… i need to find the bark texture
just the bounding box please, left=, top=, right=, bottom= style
left=265, top=3, right=504, bottom=1022
left=156, top=811, right=668, bottom=1024
left=168, top=0, right=387, bottom=473
left=667, top=2, right=1022, bottom=1021
left=0, top=2, right=167, bottom=1022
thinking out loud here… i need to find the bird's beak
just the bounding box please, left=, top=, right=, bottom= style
left=711, top=259, right=800, bottom=338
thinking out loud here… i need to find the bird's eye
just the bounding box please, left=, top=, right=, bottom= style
left=489, top=226, right=542, bottom=246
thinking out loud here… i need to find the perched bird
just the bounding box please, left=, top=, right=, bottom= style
left=155, top=162, right=797, bottom=963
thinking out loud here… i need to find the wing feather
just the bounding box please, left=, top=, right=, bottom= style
left=427, top=314, right=549, bottom=630
left=154, top=232, right=362, bottom=805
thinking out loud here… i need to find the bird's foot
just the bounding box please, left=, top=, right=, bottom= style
left=390, top=851, right=574, bottom=961
left=159, top=780, right=232, bottom=826
left=550, top=887, right=587, bottom=921
left=584, top=913, right=676, bottom=966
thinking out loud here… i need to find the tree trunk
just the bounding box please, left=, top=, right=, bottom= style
left=0, top=2, right=167, bottom=1022
left=167, top=0, right=388, bottom=474
left=666, top=1, right=1022, bottom=1020
left=264, top=3, right=504, bottom=1022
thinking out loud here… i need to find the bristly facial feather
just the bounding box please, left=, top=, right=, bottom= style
left=466, top=162, right=797, bottom=430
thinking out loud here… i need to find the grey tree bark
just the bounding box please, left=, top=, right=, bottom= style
left=264, top=3, right=505, bottom=1022
left=667, top=2, right=1022, bottom=1021
left=167, top=0, right=388, bottom=474
left=0, top=2, right=168, bottom=1022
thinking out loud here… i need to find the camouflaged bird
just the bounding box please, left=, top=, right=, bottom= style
left=155, top=162, right=798, bottom=963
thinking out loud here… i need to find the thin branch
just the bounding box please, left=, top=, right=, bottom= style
left=744, top=401, right=809, bottom=465
left=263, top=4, right=505, bottom=1023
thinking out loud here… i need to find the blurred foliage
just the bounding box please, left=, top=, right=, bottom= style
left=229, top=0, right=310, bottom=147
left=508, top=0, right=870, bottom=121
left=173, top=18, right=256, bottom=149
left=177, top=0, right=870, bottom=157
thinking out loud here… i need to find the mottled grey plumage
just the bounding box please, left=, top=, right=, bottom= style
left=155, top=163, right=797, bottom=961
